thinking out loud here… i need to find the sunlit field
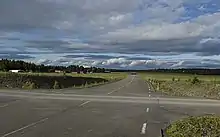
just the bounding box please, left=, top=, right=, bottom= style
left=141, top=72, right=220, bottom=99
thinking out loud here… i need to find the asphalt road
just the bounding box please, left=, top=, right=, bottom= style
left=1, top=75, right=220, bottom=137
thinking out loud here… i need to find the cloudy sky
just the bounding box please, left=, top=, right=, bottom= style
left=1, top=0, right=220, bottom=69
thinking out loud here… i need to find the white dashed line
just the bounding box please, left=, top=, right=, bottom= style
left=79, top=101, right=91, bottom=107
left=107, top=90, right=117, bottom=95
left=0, top=100, right=20, bottom=108
left=0, top=104, right=8, bottom=108
left=141, top=122, right=147, bottom=134
left=149, top=94, right=151, bottom=97
left=146, top=108, right=149, bottom=113
left=32, top=108, right=62, bottom=111
left=107, top=76, right=134, bottom=95
left=2, top=118, right=49, bottom=137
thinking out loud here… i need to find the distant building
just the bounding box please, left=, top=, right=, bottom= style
left=55, top=70, right=63, bottom=73
left=104, top=71, right=111, bottom=73
left=9, top=70, right=24, bottom=73
left=131, top=72, right=137, bottom=75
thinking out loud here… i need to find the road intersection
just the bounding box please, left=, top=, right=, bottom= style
left=1, top=75, right=220, bottom=137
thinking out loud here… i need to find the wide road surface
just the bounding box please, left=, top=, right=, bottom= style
left=1, top=75, right=220, bottom=137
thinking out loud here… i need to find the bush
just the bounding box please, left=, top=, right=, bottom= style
left=172, top=77, right=175, bottom=81
left=53, top=80, right=61, bottom=89
left=84, top=82, right=89, bottom=88
left=22, top=81, right=38, bottom=89
left=191, top=76, right=200, bottom=84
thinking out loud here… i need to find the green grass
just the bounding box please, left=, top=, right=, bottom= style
left=166, top=115, right=220, bottom=137
left=0, top=72, right=127, bottom=80
left=140, top=72, right=220, bottom=99
left=70, top=72, right=127, bottom=81
left=140, top=72, right=220, bottom=82
left=0, top=72, right=127, bottom=89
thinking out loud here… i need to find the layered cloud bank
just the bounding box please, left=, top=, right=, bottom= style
left=1, top=0, right=220, bottom=69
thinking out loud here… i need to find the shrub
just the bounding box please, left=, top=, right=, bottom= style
left=84, top=82, right=89, bottom=88
left=166, top=115, right=220, bottom=137
left=22, top=81, right=38, bottom=89
left=53, top=80, right=61, bottom=89
left=191, top=76, right=200, bottom=84
left=172, top=77, right=175, bottom=81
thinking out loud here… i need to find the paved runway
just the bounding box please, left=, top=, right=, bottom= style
left=1, top=75, right=220, bottom=137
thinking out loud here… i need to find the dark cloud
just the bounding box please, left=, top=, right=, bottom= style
left=64, top=54, right=152, bottom=60
left=0, top=54, right=34, bottom=60
left=0, top=37, right=21, bottom=41
left=88, top=36, right=220, bottom=56
left=64, top=54, right=113, bottom=60
left=1, top=0, right=220, bottom=69
left=25, top=40, right=77, bottom=51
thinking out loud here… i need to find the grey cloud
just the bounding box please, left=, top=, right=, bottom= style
left=0, top=37, right=21, bottom=41
left=0, top=54, right=34, bottom=60
left=36, top=59, right=52, bottom=65
left=64, top=54, right=152, bottom=60
left=88, top=36, right=220, bottom=56
left=64, top=54, right=114, bottom=60
left=33, top=56, right=220, bottom=69
left=172, top=60, right=220, bottom=68
left=0, top=0, right=140, bottom=32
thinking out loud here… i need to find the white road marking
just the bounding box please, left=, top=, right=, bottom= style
left=204, top=112, right=215, bottom=115
left=107, top=90, right=117, bottom=95
left=141, top=122, right=147, bottom=134
left=32, top=108, right=62, bottom=111
left=149, top=94, right=151, bottom=97
left=146, top=108, right=149, bottom=112
left=79, top=101, right=91, bottom=107
left=1, top=118, right=49, bottom=137
left=150, top=121, right=161, bottom=124
left=107, top=76, right=134, bottom=95
left=0, top=104, right=8, bottom=108
left=3, top=92, right=220, bottom=106
left=0, top=100, right=20, bottom=108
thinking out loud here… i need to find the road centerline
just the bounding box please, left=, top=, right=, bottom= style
left=0, top=104, right=9, bottom=108
left=1, top=118, right=49, bottom=137
left=107, top=76, right=135, bottom=95
left=146, top=108, right=149, bottom=113
left=78, top=101, right=91, bottom=107
left=140, top=122, right=148, bottom=134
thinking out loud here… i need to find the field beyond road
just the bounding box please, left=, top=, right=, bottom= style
left=141, top=72, right=220, bottom=100
left=0, top=72, right=127, bottom=89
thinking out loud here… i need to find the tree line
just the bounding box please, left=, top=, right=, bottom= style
left=0, top=59, right=106, bottom=73
left=110, top=68, right=220, bottom=75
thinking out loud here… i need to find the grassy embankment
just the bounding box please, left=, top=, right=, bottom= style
left=166, top=115, right=220, bottom=137
left=141, top=72, right=220, bottom=100
left=0, top=72, right=127, bottom=89
left=141, top=72, right=220, bottom=137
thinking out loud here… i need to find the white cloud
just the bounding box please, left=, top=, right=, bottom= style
left=200, top=38, right=220, bottom=44
left=102, top=58, right=130, bottom=66
left=1, top=0, right=220, bottom=69
left=97, top=12, right=220, bottom=42
left=129, top=60, right=147, bottom=67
